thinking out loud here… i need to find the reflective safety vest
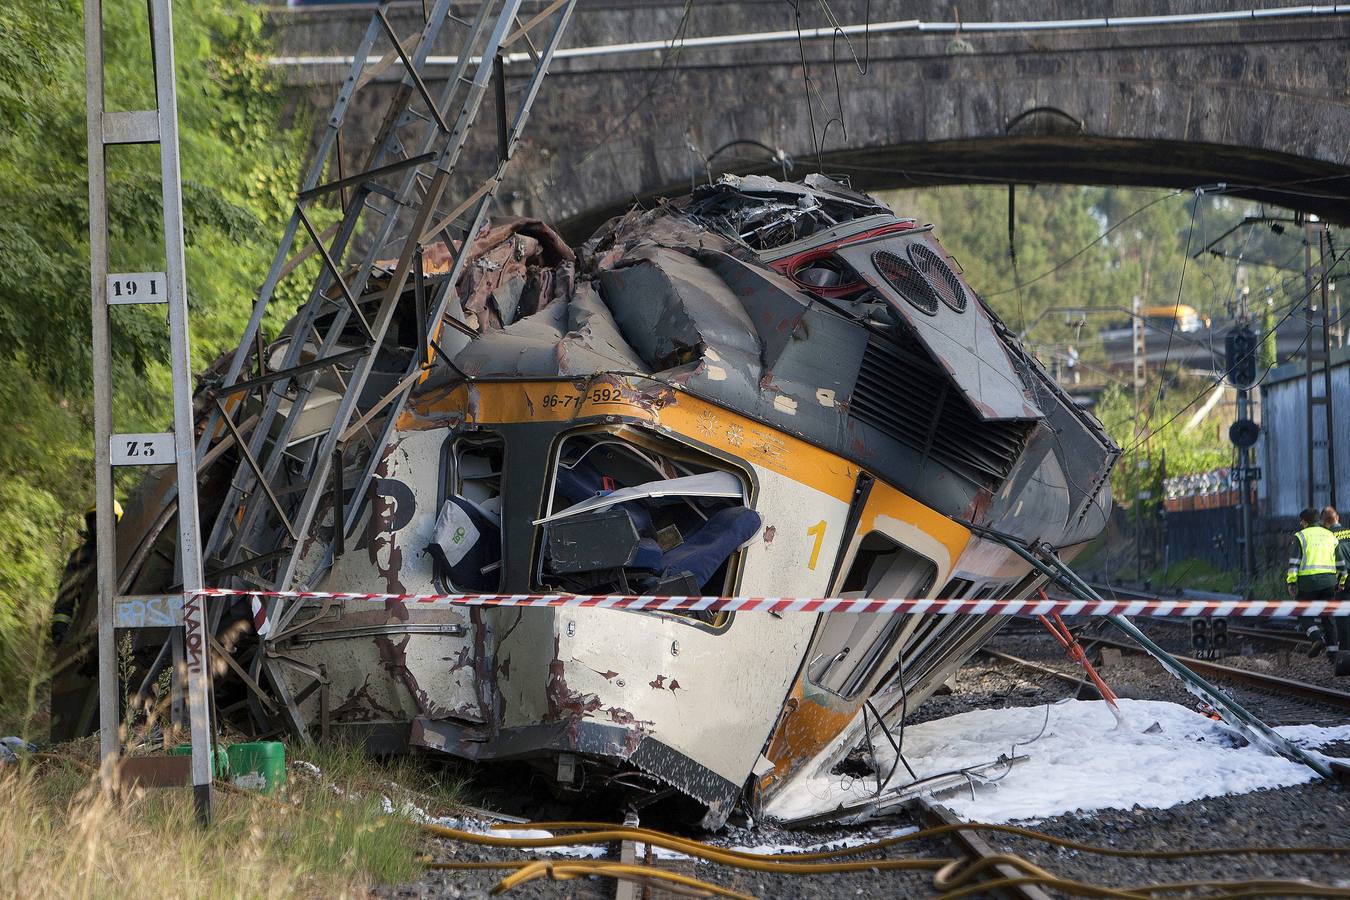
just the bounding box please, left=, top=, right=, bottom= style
left=1288, top=525, right=1340, bottom=584
left=1335, top=528, right=1350, bottom=585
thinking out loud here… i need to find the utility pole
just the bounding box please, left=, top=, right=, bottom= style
left=1133, top=295, right=1146, bottom=580
left=1318, top=225, right=1338, bottom=511
left=1226, top=319, right=1260, bottom=596
left=1132, top=295, right=1147, bottom=425
left=85, top=0, right=213, bottom=821
left=1303, top=219, right=1336, bottom=511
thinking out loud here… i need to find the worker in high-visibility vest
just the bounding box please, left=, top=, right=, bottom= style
left=1292, top=507, right=1348, bottom=669
left=1319, top=506, right=1350, bottom=574
left=1318, top=506, right=1350, bottom=676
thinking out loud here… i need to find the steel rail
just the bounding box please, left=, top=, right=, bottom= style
left=1227, top=626, right=1313, bottom=649
left=1081, top=634, right=1350, bottom=712
left=979, top=648, right=1093, bottom=692
left=1075, top=584, right=1315, bottom=649
left=1142, top=616, right=1314, bottom=650
left=982, top=535, right=1336, bottom=777
left=913, top=799, right=1054, bottom=900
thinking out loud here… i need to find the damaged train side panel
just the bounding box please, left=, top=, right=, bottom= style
left=52, top=175, right=1116, bottom=829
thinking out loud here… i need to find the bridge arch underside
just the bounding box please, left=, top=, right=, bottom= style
left=554, top=135, right=1350, bottom=241
left=279, top=4, right=1350, bottom=241
left=495, top=11, right=1350, bottom=240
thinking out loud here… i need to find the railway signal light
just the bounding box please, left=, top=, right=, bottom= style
left=1225, top=325, right=1259, bottom=388
left=1229, top=419, right=1260, bottom=449
left=1192, top=619, right=1211, bottom=656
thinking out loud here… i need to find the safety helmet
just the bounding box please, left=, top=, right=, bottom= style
left=84, top=499, right=125, bottom=522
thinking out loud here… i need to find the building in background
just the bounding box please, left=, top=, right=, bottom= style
left=1258, top=346, right=1350, bottom=520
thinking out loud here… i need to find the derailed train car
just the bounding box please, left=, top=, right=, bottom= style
left=52, top=175, right=1117, bottom=827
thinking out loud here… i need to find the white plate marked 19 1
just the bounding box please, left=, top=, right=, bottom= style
left=107, top=272, right=167, bottom=305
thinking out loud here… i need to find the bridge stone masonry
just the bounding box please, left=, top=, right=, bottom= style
left=269, top=1, right=1350, bottom=240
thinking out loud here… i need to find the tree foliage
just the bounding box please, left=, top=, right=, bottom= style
left=0, top=0, right=304, bottom=732
left=877, top=184, right=1295, bottom=485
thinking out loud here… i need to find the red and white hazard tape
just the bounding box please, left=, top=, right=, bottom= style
left=202, top=587, right=1350, bottom=638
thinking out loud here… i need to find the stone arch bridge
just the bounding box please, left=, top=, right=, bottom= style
left=271, top=0, right=1350, bottom=238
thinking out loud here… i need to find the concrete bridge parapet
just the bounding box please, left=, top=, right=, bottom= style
left=268, top=1, right=1350, bottom=235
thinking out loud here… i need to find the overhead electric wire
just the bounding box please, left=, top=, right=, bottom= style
left=819, top=0, right=871, bottom=152
left=571, top=0, right=694, bottom=171
left=1121, top=238, right=1348, bottom=456
left=784, top=0, right=874, bottom=170
left=1138, top=189, right=1203, bottom=437
left=786, top=0, right=824, bottom=168
left=985, top=190, right=1185, bottom=297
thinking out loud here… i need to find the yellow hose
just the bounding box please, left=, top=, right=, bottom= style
left=516, top=818, right=1350, bottom=862
left=493, top=860, right=754, bottom=898
left=418, top=821, right=951, bottom=874
left=437, top=817, right=1350, bottom=899
left=191, top=763, right=1350, bottom=900
left=38, top=751, right=1342, bottom=900
left=936, top=874, right=1350, bottom=900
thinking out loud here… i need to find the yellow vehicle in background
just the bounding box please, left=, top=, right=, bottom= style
left=1140, top=304, right=1208, bottom=333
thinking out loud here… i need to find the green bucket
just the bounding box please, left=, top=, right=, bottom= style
left=226, top=741, right=286, bottom=794
left=168, top=743, right=230, bottom=778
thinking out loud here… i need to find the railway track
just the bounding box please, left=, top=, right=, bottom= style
left=1078, top=584, right=1315, bottom=650
left=1082, top=633, right=1350, bottom=723
left=912, top=798, right=1052, bottom=900
left=1147, top=618, right=1313, bottom=651
left=983, top=632, right=1350, bottom=726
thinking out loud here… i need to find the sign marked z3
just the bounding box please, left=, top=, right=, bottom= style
left=111, top=432, right=175, bottom=466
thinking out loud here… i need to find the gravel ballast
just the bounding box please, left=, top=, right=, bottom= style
left=380, top=623, right=1350, bottom=898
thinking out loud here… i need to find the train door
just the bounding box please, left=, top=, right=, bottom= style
left=805, top=477, right=969, bottom=703
left=756, top=477, right=970, bottom=797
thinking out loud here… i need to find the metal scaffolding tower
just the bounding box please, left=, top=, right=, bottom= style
left=189, top=0, right=576, bottom=737
left=84, top=0, right=576, bottom=818
left=85, top=0, right=214, bottom=820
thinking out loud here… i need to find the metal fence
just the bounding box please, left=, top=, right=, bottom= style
left=1258, top=345, right=1350, bottom=518
left=1164, top=505, right=1244, bottom=572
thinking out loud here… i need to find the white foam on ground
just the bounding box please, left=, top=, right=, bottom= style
left=1273, top=722, right=1350, bottom=748
left=723, top=826, right=918, bottom=856
left=766, top=699, right=1337, bottom=824
left=636, top=826, right=918, bottom=862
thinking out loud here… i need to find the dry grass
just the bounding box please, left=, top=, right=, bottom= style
left=0, top=738, right=465, bottom=899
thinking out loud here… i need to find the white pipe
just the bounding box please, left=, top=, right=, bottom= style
left=269, top=4, right=1350, bottom=68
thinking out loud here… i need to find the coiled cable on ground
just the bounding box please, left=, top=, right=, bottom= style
left=494, top=860, right=752, bottom=898
left=423, top=817, right=1350, bottom=898
left=421, top=819, right=951, bottom=874
left=424, top=824, right=1350, bottom=900
left=510, top=818, right=1350, bottom=861
left=36, top=752, right=1349, bottom=899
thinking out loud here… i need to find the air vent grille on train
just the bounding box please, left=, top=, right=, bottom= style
left=907, top=243, right=967, bottom=312
left=872, top=250, right=938, bottom=316
left=849, top=333, right=1033, bottom=486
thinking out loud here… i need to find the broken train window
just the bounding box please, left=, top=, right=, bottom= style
left=534, top=428, right=759, bottom=625
left=430, top=433, right=504, bottom=592
left=806, top=533, right=938, bottom=699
